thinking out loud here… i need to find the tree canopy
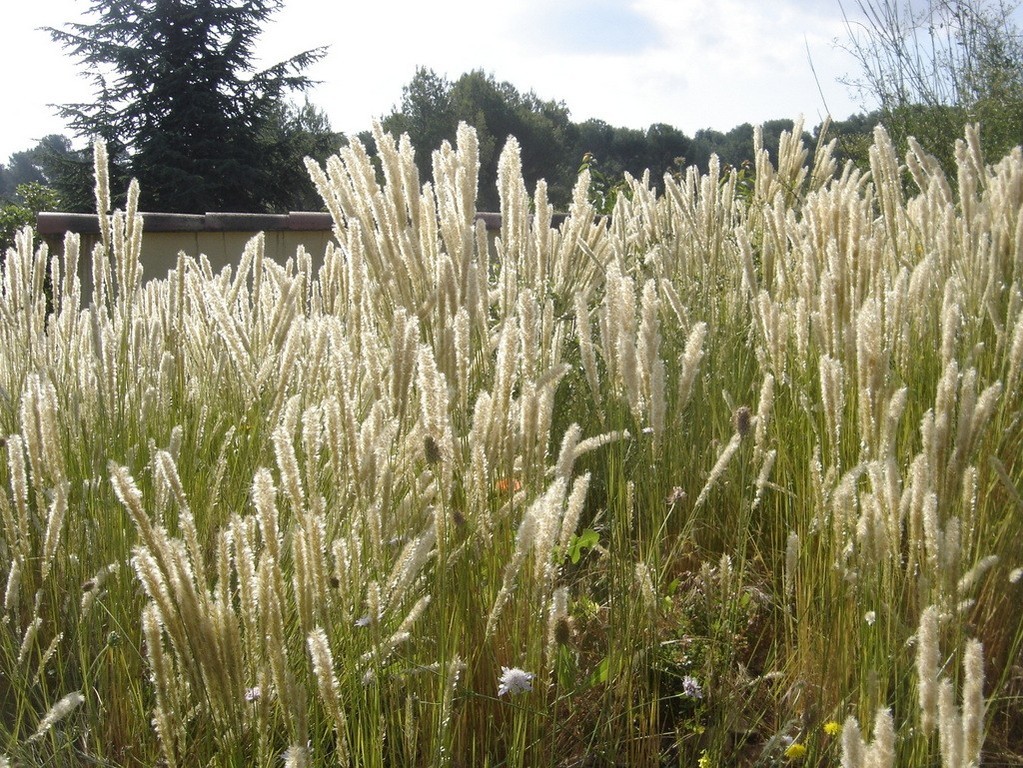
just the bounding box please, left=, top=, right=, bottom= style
left=380, top=68, right=698, bottom=211
left=840, top=0, right=1023, bottom=169
left=380, top=68, right=577, bottom=211
left=46, top=0, right=339, bottom=213
left=18, top=4, right=1022, bottom=222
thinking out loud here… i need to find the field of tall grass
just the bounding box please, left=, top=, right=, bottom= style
left=2, top=119, right=1022, bottom=767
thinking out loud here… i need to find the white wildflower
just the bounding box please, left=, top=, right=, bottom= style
left=498, top=666, right=534, bottom=696
left=682, top=675, right=703, bottom=699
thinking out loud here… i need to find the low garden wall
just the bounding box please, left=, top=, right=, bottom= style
left=36, top=210, right=505, bottom=285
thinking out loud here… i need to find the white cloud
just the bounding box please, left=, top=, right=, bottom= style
left=509, top=0, right=666, bottom=55
left=0, top=1, right=88, bottom=154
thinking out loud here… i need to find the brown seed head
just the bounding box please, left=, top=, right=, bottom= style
left=424, top=435, right=442, bottom=465
left=554, top=616, right=574, bottom=646
left=733, top=406, right=752, bottom=438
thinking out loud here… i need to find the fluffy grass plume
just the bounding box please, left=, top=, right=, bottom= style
left=1, top=120, right=1022, bottom=767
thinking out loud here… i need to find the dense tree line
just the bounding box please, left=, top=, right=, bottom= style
left=0, top=63, right=985, bottom=225
left=4, top=0, right=1023, bottom=236
left=373, top=67, right=823, bottom=212
left=1, top=62, right=826, bottom=226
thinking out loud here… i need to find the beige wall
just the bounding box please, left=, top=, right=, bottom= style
left=37, top=211, right=508, bottom=301
left=99, top=229, right=336, bottom=278
left=39, top=230, right=336, bottom=302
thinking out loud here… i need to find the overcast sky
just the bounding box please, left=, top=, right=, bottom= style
left=2, top=0, right=878, bottom=162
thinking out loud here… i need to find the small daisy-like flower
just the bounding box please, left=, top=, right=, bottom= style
left=681, top=675, right=703, bottom=699
left=823, top=720, right=841, bottom=736
left=497, top=666, right=534, bottom=696
left=864, top=610, right=877, bottom=626
left=783, top=742, right=807, bottom=761
left=244, top=686, right=261, bottom=702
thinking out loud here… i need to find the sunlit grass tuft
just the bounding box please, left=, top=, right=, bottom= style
left=1, top=119, right=1022, bottom=766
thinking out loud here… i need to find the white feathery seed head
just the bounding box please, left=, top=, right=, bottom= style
left=558, top=471, right=591, bottom=555
left=283, top=744, right=310, bottom=768
left=678, top=322, right=707, bottom=408
left=962, top=638, right=985, bottom=764
left=916, top=604, right=941, bottom=733
left=840, top=715, right=865, bottom=768
left=635, top=561, right=657, bottom=611
left=28, top=691, right=85, bottom=743
left=938, top=677, right=963, bottom=768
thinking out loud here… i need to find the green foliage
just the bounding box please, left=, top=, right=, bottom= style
left=577, top=152, right=631, bottom=214
left=0, top=135, right=89, bottom=213
left=0, top=182, right=61, bottom=251
left=567, top=528, right=600, bottom=565
left=455, top=71, right=577, bottom=209
left=689, top=120, right=813, bottom=172
left=383, top=68, right=577, bottom=210
left=841, top=0, right=1023, bottom=171
left=379, top=70, right=816, bottom=216
left=816, top=111, right=878, bottom=171
left=382, top=70, right=693, bottom=212
left=572, top=120, right=690, bottom=193
left=47, top=0, right=333, bottom=213
left=258, top=100, right=346, bottom=211
left=383, top=67, right=457, bottom=184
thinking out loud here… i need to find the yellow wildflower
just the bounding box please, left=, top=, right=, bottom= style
left=784, top=742, right=807, bottom=761
left=823, top=720, right=842, bottom=736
